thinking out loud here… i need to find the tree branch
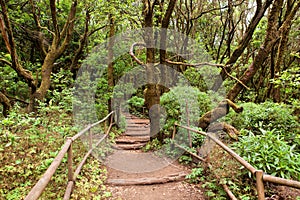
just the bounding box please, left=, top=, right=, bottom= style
left=0, top=0, right=36, bottom=90
left=57, top=0, right=77, bottom=56
left=129, top=42, right=146, bottom=66
left=70, top=9, right=90, bottom=73
left=0, top=58, right=12, bottom=66
left=49, top=0, right=60, bottom=40
left=0, top=91, right=11, bottom=117
left=165, top=59, right=250, bottom=90
left=88, top=24, right=107, bottom=37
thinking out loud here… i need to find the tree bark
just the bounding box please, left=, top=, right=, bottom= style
left=271, top=1, right=300, bottom=102
left=0, top=91, right=11, bottom=117
left=107, top=172, right=187, bottom=185
left=70, top=10, right=90, bottom=78
left=142, top=0, right=160, bottom=139
left=226, top=0, right=284, bottom=101
left=107, top=13, right=115, bottom=120
left=0, top=0, right=36, bottom=90
left=33, top=0, right=77, bottom=101
left=212, top=0, right=273, bottom=91
left=198, top=99, right=243, bottom=130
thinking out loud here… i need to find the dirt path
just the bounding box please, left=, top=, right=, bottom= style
left=105, top=113, right=205, bottom=200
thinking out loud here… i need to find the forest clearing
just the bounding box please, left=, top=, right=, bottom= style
left=0, top=0, right=300, bottom=199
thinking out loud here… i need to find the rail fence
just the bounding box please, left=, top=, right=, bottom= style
left=25, top=112, right=114, bottom=200
left=174, top=123, right=300, bottom=200
left=24, top=110, right=300, bottom=200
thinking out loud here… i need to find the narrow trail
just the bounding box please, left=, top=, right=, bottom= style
left=105, top=113, right=205, bottom=200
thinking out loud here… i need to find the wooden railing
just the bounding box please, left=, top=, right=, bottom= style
left=174, top=123, right=300, bottom=200
left=25, top=112, right=114, bottom=200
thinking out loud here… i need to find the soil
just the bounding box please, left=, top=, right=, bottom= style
left=106, top=160, right=205, bottom=200
left=105, top=113, right=205, bottom=200
left=104, top=113, right=300, bottom=200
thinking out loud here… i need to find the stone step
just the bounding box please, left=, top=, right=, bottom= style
left=124, top=131, right=150, bottom=136
left=112, top=142, right=147, bottom=150
left=115, top=136, right=150, bottom=144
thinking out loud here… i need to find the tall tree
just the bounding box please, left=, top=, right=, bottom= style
left=226, top=0, right=300, bottom=101
left=0, top=0, right=78, bottom=111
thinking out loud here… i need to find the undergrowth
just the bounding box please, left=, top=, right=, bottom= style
left=0, top=92, right=111, bottom=199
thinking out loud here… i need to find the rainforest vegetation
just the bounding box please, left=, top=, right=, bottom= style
left=0, top=0, right=299, bottom=199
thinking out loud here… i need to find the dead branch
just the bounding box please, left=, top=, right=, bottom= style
left=176, top=142, right=238, bottom=200
left=208, top=122, right=240, bottom=140
left=0, top=58, right=12, bottom=66
left=129, top=42, right=146, bottom=66
left=199, top=99, right=243, bottom=130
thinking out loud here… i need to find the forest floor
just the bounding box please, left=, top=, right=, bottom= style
left=104, top=113, right=206, bottom=200
left=103, top=113, right=300, bottom=200
left=106, top=160, right=205, bottom=200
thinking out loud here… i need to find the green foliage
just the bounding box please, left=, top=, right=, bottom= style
left=226, top=101, right=300, bottom=149
left=127, top=96, right=145, bottom=116
left=0, top=59, right=30, bottom=101
left=142, top=138, right=162, bottom=152
left=183, top=68, right=208, bottom=92
left=0, top=85, right=111, bottom=199
left=270, top=66, right=300, bottom=104
left=186, top=167, right=204, bottom=183
left=201, top=180, right=227, bottom=199
left=127, top=96, right=145, bottom=108
left=160, top=86, right=212, bottom=136
left=232, top=129, right=300, bottom=180
left=71, top=159, right=110, bottom=199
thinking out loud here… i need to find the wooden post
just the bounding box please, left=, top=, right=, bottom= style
left=104, top=120, right=107, bottom=134
left=255, top=170, right=265, bottom=200
left=185, top=100, right=192, bottom=148
left=88, top=128, right=92, bottom=150
left=67, top=138, right=73, bottom=182
left=116, top=105, right=120, bottom=125
left=171, top=124, right=176, bottom=150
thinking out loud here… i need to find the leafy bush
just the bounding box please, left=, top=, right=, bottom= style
left=160, top=86, right=212, bottom=136
left=231, top=129, right=300, bottom=180
left=226, top=101, right=300, bottom=149
left=127, top=96, right=145, bottom=115
left=186, top=167, right=204, bottom=183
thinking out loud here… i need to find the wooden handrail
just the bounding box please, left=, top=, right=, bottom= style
left=71, top=111, right=114, bottom=141
left=263, top=174, right=300, bottom=189
left=63, top=122, right=114, bottom=199
left=174, top=123, right=300, bottom=200
left=175, top=123, right=256, bottom=174
left=25, top=112, right=114, bottom=200
left=25, top=138, right=73, bottom=200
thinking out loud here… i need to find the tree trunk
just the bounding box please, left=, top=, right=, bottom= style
left=0, top=91, right=11, bottom=117
left=271, top=1, right=300, bottom=102
left=198, top=99, right=243, bottom=130
left=226, top=0, right=284, bottom=101
left=34, top=51, right=57, bottom=100
left=212, top=0, right=273, bottom=91
left=107, top=13, right=115, bottom=121
left=32, top=0, right=77, bottom=103
left=142, top=1, right=160, bottom=139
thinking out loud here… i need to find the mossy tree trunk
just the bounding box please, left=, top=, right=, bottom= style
left=0, top=91, right=11, bottom=117
left=142, top=0, right=176, bottom=141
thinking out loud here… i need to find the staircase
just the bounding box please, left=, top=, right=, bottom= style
left=114, top=113, right=150, bottom=150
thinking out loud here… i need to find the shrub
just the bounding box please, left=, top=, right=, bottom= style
left=231, top=129, right=300, bottom=180
left=160, top=86, right=212, bottom=137
left=127, top=96, right=145, bottom=115
left=226, top=101, right=300, bottom=150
